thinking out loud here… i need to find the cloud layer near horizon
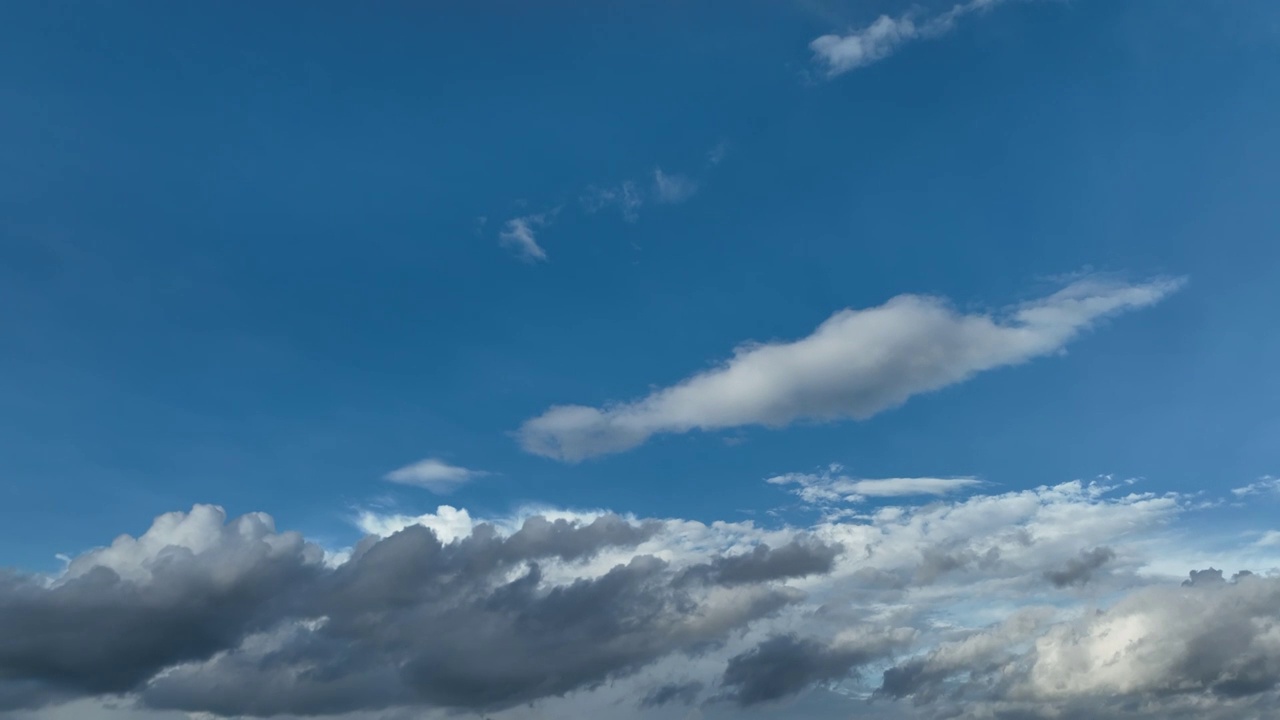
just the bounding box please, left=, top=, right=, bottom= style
left=4, top=477, right=1280, bottom=719
left=517, top=276, right=1183, bottom=461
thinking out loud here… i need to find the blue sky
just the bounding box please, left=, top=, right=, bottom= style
left=2, top=2, right=1280, bottom=718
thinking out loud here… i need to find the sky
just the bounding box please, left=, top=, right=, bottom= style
left=1, top=1, right=1279, bottom=718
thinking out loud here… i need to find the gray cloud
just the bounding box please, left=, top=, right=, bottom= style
left=680, top=539, right=843, bottom=586
left=879, top=570, right=1280, bottom=717
left=6, top=484, right=1280, bottom=720
left=720, top=633, right=900, bottom=705
left=0, top=508, right=323, bottom=709
left=1044, top=546, right=1116, bottom=588
left=639, top=681, right=703, bottom=709
left=0, top=506, right=825, bottom=716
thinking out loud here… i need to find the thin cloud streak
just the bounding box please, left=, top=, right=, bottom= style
left=810, top=0, right=1014, bottom=78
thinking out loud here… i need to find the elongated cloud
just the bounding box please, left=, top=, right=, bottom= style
left=383, top=458, right=487, bottom=493
left=518, top=276, right=1184, bottom=461
left=810, top=0, right=1011, bottom=78
left=768, top=465, right=981, bottom=504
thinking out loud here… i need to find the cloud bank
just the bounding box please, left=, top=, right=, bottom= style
left=4, top=477, right=1280, bottom=719
left=518, top=276, right=1183, bottom=461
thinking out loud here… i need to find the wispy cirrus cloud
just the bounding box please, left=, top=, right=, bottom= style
left=1232, top=476, right=1280, bottom=497
left=383, top=457, right=489, bottom=494
left=498, top=142, right=724, bottom=261
left=498, top=213, right=551, bottom=262
left=810, top=0, right=1015, bottom=78
left=580, top=181, right=644, bottom=222
left=518, top=275, right=1185, bottom=461
left=652, top=168, right=698, bottom=204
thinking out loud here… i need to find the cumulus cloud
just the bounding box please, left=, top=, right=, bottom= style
left=498, top=213, right=550, bottom=261
left=8, top=477, right=1279, bottom=719
left=0, top=505, right=822, bottom=716
left=0, top=506, right=324, bottom=709
left=383, top=458, right=488, bottom=493
left=810, top=0, right=1012, bottom=78
left=518, top=276, right=1183, bottom=461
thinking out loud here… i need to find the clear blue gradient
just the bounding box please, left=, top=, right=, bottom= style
left=2, top=0, right=1278, bottom=568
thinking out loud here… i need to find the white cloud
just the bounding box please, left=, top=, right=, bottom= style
left=769, top=466, right=982, bottom=504
left=355, top=503, right=478, bottom=541
left=60, top=504, right=319, bottom=585
left=383, top=458, right=488, bottom=494
left=707, top=140, right=730, bottom=166
left=1255, top=531, right=1280, bottom=548
left=518, top=276, right=1184, bottom=461
left=810, top=0, right=1011, bottom=78
left=1232, top=476, right=1280, bottom=497
left=498, top=213, right=550, bottom=261
left=653, top=168, right=698, bottom=204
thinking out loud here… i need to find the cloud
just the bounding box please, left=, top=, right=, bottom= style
left=810, top=0, right=1011, bottom=78
left=652, top=168, right=698, bottom=204
left=768, top=466, right=981, bottom=504
left=720, top=632, right=909, bottom=705
left=1043, top=545, right=1116, bottom=587
left=639, top=681, right=702, bottom=708
left=9, top=477, right=1280, bottom=719
left=383, top=458, right=488, bottom=493
left=0, top=506, right=324, bottom=709
left=707, top=140, right=730, bottom=166
left=1255, top=531, right=1280, bottom=548
left=581, top=181, right=643, bottom=222
left=518, top=276, right=1184, bottom=461
left=678, top=539, right=843, bottom=586
left=498, top=213, right=550, bottom=261
left=0, top=505, right=818, bottom=716
left=1232, top=476, right=1280, bottom=497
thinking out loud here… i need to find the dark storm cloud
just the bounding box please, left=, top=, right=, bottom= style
left=639, top=681, right=703, bottom=708
left=1044, top=546, right=1115, bottom=588
left=719, top=634, right=892, bottom=705
left=0, top=511, right=323, bottom=710
left=145, top=524, right=803, bottom=715
left=679, top=539, right=843, bottom=586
